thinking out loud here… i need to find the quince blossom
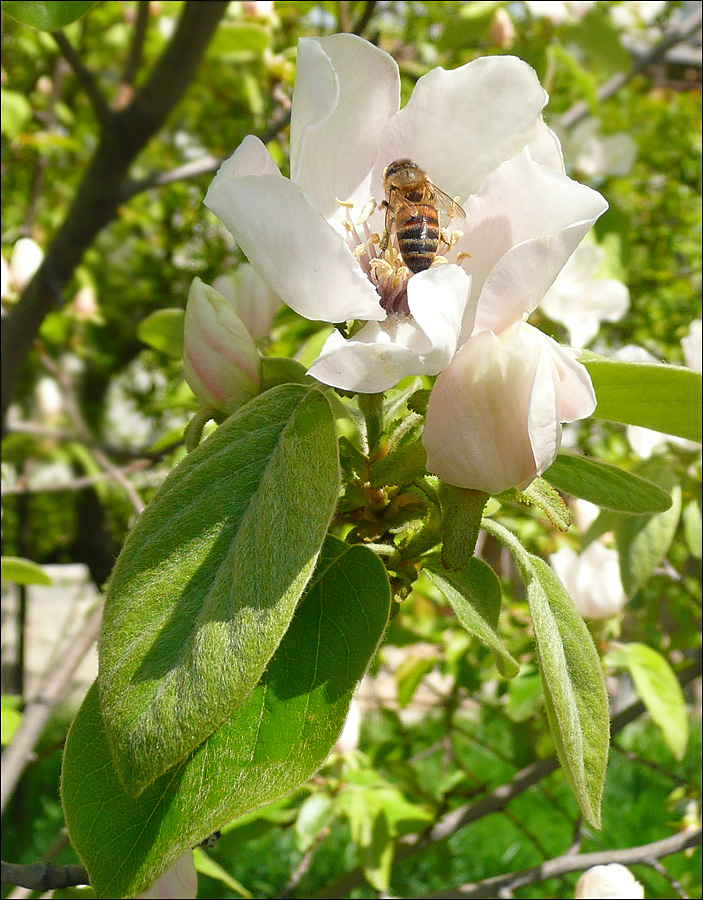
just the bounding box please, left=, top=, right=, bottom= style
left=205, top=34, right=607, bottom=493
left=574, top=863, right=644, bottom=899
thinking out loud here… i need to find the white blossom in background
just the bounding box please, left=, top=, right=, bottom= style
left=335, top=697, right=362, bottom=754
left=551, top=541, right=628, bottom=619
left=681, top=318, right=702, bottom=371
left=571, top=497, right=600, bottom=532
left=205, top=35, right=606, bottom=494
left=562, top=118, right=637, bottom=179
left=1, top=237, right=44, bottom=303
left=488, top=8, right=516, bottom=48
left=609, top=0, right=667, bottom=52
left=183, top=277, right=261, bottom=415
left=35, top=376, right=64, bottom=422
left=574, top=863, right=645, bottom=899
left=136, top=852, right=198, bottom=900
left=540, top=239, right=630, bottom=347
left=524, top=0, right=595, bottom=24
left=212, top=263, right=282, bottom=342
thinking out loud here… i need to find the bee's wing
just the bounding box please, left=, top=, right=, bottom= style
left=429, top=182, right=466, bottom=221
left=384, top=187, right=404, bottom=234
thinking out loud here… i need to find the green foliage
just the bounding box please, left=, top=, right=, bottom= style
left=1, top=1, right=97, bottom=30
left=1, top=554, right=52, bottom=586
left=98, top=385, right=340, bottom=795
left=63, top=537, right=391, bottom=897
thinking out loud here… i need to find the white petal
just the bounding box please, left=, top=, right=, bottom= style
left=212, top=264, right=282, bottom=342
left=215, top=134, right=280, bottom=179
left=423, top=324, right=549, bottom=494
left=291, top=35, right=400, bottom=221
left=372, top=56, right=550, bottom=203
left=136, top=852, right=198, bottom=899
left=10, top=237, right=44, bottom=292
left=540, top=334, right=597, bottom=421
left=527, top=121, right=565, bottom=173
left=682, top=319, right=702, bottom=372
left=456, top=151, right=607, bottom=338
left=308, top=266, right=470, bottom=392
left=205, top=170, right=384, bottom=323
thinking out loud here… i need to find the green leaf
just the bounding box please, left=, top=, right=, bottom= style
left=137, top=308, right=185, bottom=358
left=1, top=695, right=23, bottom=746
left=682, top=500, right=702, bottom=560
left=608, top=643, right=688, bottom=760
left=207, top=20, right=272, bottom=60
left=98, top=385, right=340, bottom=796
left=339, top=790, right=394, bottom=892
left=439, top=484, right=489, bottom=571
left=583, top=355, right=702, bottom=443
left=544, top=453, right=673, bottom=515
left=0, top=88, right=32, bottom=139
left=506, top=671, right=543, bottom=722
left=1, top=1, right=97, bottom=29
left=369, top=441, right=426, bottom=489
left=506, top=477, right=571, bottom=530
left=192, top=848, right=252, bottom=899
left=425, top=558, right=520, bottom=678
left=62, top=539, right=390, bottom=899
left=614, top=463, right=682, bottom=596
left=295, top=792, right=336, bottom=852
left=482, top=519, right=609, bottom=827
left=395, top=655, right=436, bottom=708
left=1, top=556, right=52, bottom=587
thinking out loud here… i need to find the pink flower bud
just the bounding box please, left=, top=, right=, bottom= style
left=211, top=263, right=282, bottom=342
left=183, top=277, right=261, bottom=414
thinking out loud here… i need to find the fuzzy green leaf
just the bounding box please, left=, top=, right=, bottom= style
left=1, top=1, right=97, bottom=29
left=583, top=356, right=702, bottom=443
left=98, top=385, right=340, bottom=796
left=425, top=558, right=519, bottom=678
left=137, top=309, right=185, bottom=358
left=544, top=453, right=673, bottom=514
left=62, top=539, right=390, bottom=899
left=482, top=520, right=609, bottom=827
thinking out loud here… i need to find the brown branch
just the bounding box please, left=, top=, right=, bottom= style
left=0, top=603, right=103, bottom=813
left=4, top=420, right=183, bottom=460
left=409, top=827, right=702, bottom=900
left=1, top=861, right=89, bottom=892
left=560, top=6, right=703, bottom=129
left=311, top=655, right=702, bottom=899
left=337, top=1, right=352, bottom=33
left=51, top=30, right=112, bottom=128
left=1, top=0, right=230, bottom=427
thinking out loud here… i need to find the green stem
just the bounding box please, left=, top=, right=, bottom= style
left=358, top=392, right=384, bottom=454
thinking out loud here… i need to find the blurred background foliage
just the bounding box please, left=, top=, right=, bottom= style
left=1, top=1, right=701, bottom=898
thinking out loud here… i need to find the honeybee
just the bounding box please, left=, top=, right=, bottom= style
left=379, top=159, right=465, bottom=274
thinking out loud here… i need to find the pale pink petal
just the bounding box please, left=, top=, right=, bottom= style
left=542, top=335, right=597, bottom=421
left=423, top=325, right=548, bottom=494
left=205, top=172, right=384, bottom=323
left=455, top=151, right=607, bottom=338
left=291, top=35, right=400, bottom=222
left=212, top=264, right=282, bottom=342
left=307, top=266, right=470, bottom=392
left=372, top=56, right=550, bottom=203
left=137, top=852, right=198, bottom=899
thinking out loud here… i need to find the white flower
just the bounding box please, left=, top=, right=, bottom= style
left=575, top=863, right=645, bottom=899
left=183, top=277, right=261, bottom=414
left=422, top=321, right=596, bottom=493
left=205, top=35, right=596, bottom=394
left=136, top=851, right=198, bottom=899
left=563, top=118, right=637, bottom=179
left=550, top=542, right=628, bottom=619
left=541, top=239, right=630, bottom=347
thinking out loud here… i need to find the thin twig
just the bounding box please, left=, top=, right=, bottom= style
left=7, top=831, right=72, bottom=899
left=38, top=352, right=145, bottom=514
left=4, top=420, right=183, bottom=460
left=1, top=460, right=151, bottom=496
left=353, top=0, right=378, bottom=36
left=403, top=827, right=702, bottom=900
left=117, top=0, right=150, bottom=108
left=312, top=655, right=702, bottom=898
left=337, top=0, right=352, bottom=33
left=51, top=31, right=112, bottom=128
left=119, top=107, right=292, bottom=201
left=0, top=603, right=103, bottom=814
left=560, top=7, right=703, bottom=129
left=644, top=857, right=690, bottom=900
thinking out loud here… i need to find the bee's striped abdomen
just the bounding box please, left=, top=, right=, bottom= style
left=397, top=206, right=441, bottom=273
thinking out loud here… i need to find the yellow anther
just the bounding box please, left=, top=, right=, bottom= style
left=335, top=197, right=355, bottom=209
